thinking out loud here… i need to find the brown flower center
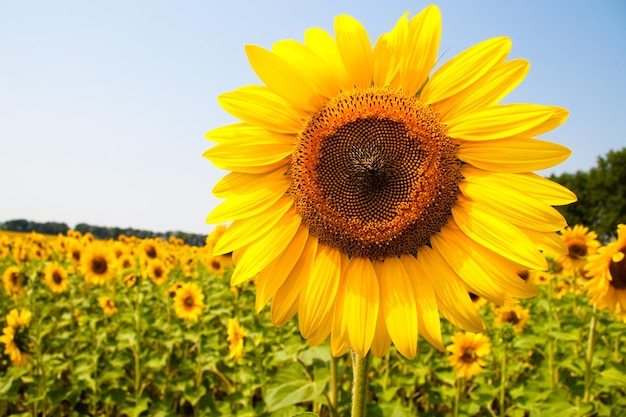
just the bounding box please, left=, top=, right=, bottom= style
left=609, top=248, right=626, bottom=290
left=145, top=245, right=157, bottom=259
left=184, top=295, right=195, bottom=307
left=567, top=238, right=588, bottom=258
left=91, top=257, right=108, bottom=275
left=290, top=88, right=461, bottom=260
left=461, top=347, right=477, bottom=364
left=52, top=271, right=63, bottom=284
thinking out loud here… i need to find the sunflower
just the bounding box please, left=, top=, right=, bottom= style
left=81, top=244, right=115, bottom=285
left=98, top=296, right=117, bottom=316
left=139, top=239, right=160, bottom=263
left=2, top=266, right=27, bottom=297
left=145, top=258, right=169, bottom=286
left=447, top=331, right=491, bottom=379
left=557, top=225, right=601, bottom=276
left=204, top=5, right=575, bottom=359
left=173, top=282, right=205, bottom=321
left=584, top=224, right=626, bottom=318
left=167, top=281, right=184, bottom=298
left=43, top=262, right=70, bottom=293
left=0, top=309, right=32, bottom=366
left=493, top=304, right=530, bottom=333
left=226, top=318, right=247, bottom=359
left=124, top=272, right=138, bottom=288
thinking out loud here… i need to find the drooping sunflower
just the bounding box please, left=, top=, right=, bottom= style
left=173, top=282, right=205, bottom=321
left=80, top=244, right=115, bottom=285
left=43, top=262, right=70, bottom=293
left=493, top=304, right=530, bottom=333
left=204, top=5, right=575, bottom=359
left=98, top=296, right=117, bottom=316
left=557, top=225, right=601, bottom=276
left=226, top=318, right=247, bottom=359
left=0, top=309, right=32, bottom=366
left=447, top=331, right=491, bottom=379
left=584, top=224, right=626, bottom=318
left=2, top=266, right=27, bottom=297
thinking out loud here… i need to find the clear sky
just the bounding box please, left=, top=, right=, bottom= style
left=1, top=0, right=625, bottom=235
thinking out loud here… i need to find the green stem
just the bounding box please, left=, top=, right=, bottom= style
left=454, top=377, right=463, bottom=417
left=500, top=342, right=507, bottom=417
left=350, top=350, right=370, bottom=417
left=548, top=279, right=555, bottom=389
left=329, top=354, right=338, bottom=417
left=584, top=304, right=598, bottom=402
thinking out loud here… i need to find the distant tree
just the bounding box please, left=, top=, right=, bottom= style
left=550, top=147, right=626, bottom=242
left=2, top=219, right=31, bottom=232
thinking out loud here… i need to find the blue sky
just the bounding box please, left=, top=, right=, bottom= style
left=1, top=1, right=625, bottom=235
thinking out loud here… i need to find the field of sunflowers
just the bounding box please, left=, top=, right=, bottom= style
left=1, top=225, right=625, bottom=417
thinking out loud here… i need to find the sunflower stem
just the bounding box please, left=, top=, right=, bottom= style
left=454, top=377, right=464, bottom=417
left=584, top=304, right=598, bottom=403
left=329, top=354, right=339, bottom=417
left=351, top=349, right=370, bottom=417
left=547, top=279, right=556, bottom=389
left=500, top=341, right=507, bottom=417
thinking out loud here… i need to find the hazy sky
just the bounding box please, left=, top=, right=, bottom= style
left=1, top=1, right=625, bottom=235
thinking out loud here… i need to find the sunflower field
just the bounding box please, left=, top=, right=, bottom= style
left=0, top=225, right=625, bottom=417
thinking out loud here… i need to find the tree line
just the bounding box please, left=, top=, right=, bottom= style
left=0, top=219, right=207, bottom=247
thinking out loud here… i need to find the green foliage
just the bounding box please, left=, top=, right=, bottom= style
left=551, top=147, right=626, bottom=242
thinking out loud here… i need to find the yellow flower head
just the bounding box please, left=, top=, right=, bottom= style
left=0, top=309, right=32, bottom=366
left=557, top=225, right=601, bottom=276
left=43, top=262, right=70, bottom=293
left=123, top=272, right=138, bottom=288
left=98, top=296, right=117, bottom=316
left=493, top=304, right=530, bottom=333
left=226, top=318, right=247, bottom=359
left=585, top=224, right=626, bottom=318
left=447, top=331, right=491, bottom=379
left=173, top=282, right=205, bottom=321
left=2, top=266, right=27, bottom=297
left=81, top=244, right=115, bottom=285
left=204, top=5, right=575, bottom=359
left=145, top=258, right=169, bottom=286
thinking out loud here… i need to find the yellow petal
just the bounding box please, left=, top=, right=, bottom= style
left=401, top=5, right=441, bottom=96
left=212, top=167, right=287, bottom=198
left=245, top=44, right=324, bottom=113
left=369, top=274, right=392, bottom=358
left=432, top=222, right=538, bottom=302
left=255, top=225, right=309, bottom=312
left=372, top=13, right=407, bottom=88
left=207, top=177, right=288, bottom=223
left=331, top=260, right=351, bottom=357
left=218, top=85, right=305, bottom=134
left=446, top=104, right=555, bottom=141
left=435, top=59, right=529, bottom=121
left=230, top=207, right=302, bottom=286
left=417, top=246, right=485, bottom=332
left=298, top=245, right=341, bottom=339
left=343, top=257, right=379, bottom=358
left=422, top=37, right=511, bottom=104
left=374, top=257, right=418, bottom=359
left=304, top=27, right=351, bottom=90
left=205, top=123, right=294, bottom=146
left=213, top=195, right=293, bottom=256
left=518, top=226, right=568, bottom=257
left=452, top=198, right=547, bottom=270
left=335, top=14, right=374, bottom=89
left=460, top=166, right=577, bottom=206
left=458, top=137, right=571, bottom=173
left=400, top=254, right=444, bottom=351
left=272, top=39, right=342, bottom=101
left=271, top=236, right=318, bottom=326
left=459, top=171, right=567, bottom=232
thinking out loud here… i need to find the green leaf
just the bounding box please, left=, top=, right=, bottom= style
left=265, top=377, right=327, bottom=412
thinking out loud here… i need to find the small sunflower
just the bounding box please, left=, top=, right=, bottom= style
left=98, top=296, right=117, bottom=316
left=226, top=318, right=247, bottom=359
left=527, top=269, right=553, bottom=287
left=139, top=239, right=160, bottom=262
left=81, top=244, right=115, bottom=285
left=493, top=304, right=530, bottom=333
left=145, top=258, right=169, bottom=286
left=557, top=225, right=601, bottom=276
left=0, top=309, right=32, bottom=366
left=123, top=272, right=138, bottom=288
left=43, top=262, right=70, bottom=293
left=447, top=331, right=491, bottom=379
left=204, top=5, right=575, bottom=358
left=2, top=266, right=27, bottom=297
left=173, top=282, right=205, bottom=321
left=167, top=281, right=184, bottom=298
left=585, top=224, right=626, bottom=318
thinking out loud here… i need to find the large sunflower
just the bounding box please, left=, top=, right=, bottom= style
left=0, top=309, right=32, bottom=366
left=80, top=244, right=115, bottom=286
left=204, top=5, right=575, bottom=359
left=584, top=224, right=626, bottom=318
